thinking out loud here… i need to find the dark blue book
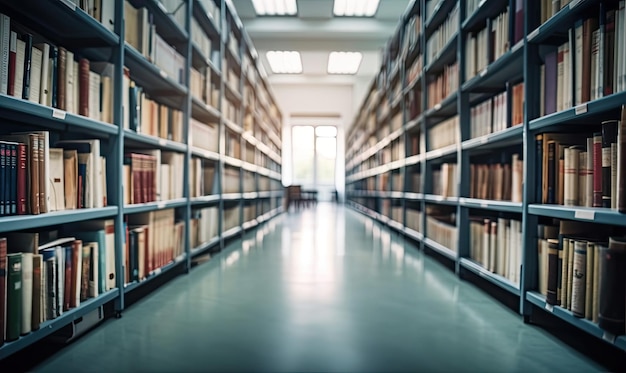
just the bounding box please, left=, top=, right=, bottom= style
left=0, top=141, right=6, bottom=216
left=21, top=33, right=32, bottom=100
left=544, top=50, right=557, bottom=115
left=129, top=82, right=138, bottom=132
left=7, top=142, right=16, bottom=215
left=49, top=46, right=58, bottom=108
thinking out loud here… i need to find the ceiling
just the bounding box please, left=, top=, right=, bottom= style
left=230, top=0, right=411, bottom=87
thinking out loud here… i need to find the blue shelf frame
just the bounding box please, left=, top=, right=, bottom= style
left=123, top=254, right=187, bottom=294
left=459, top=258, right=520, bottom=295
left=0, top=207, right=118, bottom=234
left=459, top=198, right=523, bottom=214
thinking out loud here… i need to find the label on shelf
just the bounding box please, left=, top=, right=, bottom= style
left=52, top=109, right=67, bottom=120
left=545, top=303, right=554, bottom=312
left=159, top=139, right=167, bottom=146
left=434, top=103, right=442, bottom=111
left=478, top=0, right=487, bottom=8
left=160, top=70, right=168, bottom=79
left=575, top=104, right=588, bottom=115
left=512, top=40, right=523, bottom=53
left=603, top=331, right=616, bottom=343
left=480, top=68, right=488, bottom=77
left=528, top=28, right=540, bottom=41
left=480, top=202, right=488, bottom=208
left=59, top=0, right=77, bottom=10
left=570, top=0, right=583, bottom=9
left=157, top=202, right=166, bottom=209
left=481, top=136, right=489, bottom=144
left=574, top=210, right=595, bottom=220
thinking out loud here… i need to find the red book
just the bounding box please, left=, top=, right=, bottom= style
left=514, top=0, right=524, bottom=44
left=63, top=245, right=72, bottom=311
left=16, top=143, right=26, bottom=214
left=78, top=58, right=89, bottom=117
left=7, top=31, right=16, bottom=96
left=593, top=133, right=603, bottom=207
left=0, top=237, right=6, bottom=346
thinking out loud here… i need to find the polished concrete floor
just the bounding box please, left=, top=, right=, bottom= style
left=30, top=203, right=605, bottom=372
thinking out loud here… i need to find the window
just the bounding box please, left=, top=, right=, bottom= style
left=292, top=125, right=338, bottom=200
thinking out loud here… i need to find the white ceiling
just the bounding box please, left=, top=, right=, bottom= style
left=231, top=0, right=411, bottom=85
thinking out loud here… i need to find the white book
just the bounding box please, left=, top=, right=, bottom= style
left=13, top=35, right=25, bottom=99
left=557, top=44, right=565, bottom=112
left=620, top=2, right=626, bottom=92
left=48, top=148, right=65, bottom=212
left=101, top=156, right=107, bottom=207
left=35, top=43, right=50, bottom=105
left=65, top=50, right=75, bottom=113
left=88, top=70, right=101, bottom=121
left=73, top=241, right=82, bottom=308
left=0, top=12, right=10, bottom=95
left=21, top=252, right=33, bottom=334
left=564, top=34, right=572, bottom=109
left=72, top=59, right=79, bottom=114
left=55, top=139, right=101, bottom=208
left=590, top=29, right=600, bottom=102
left=574, top=22, right=583, bottom=105
left=28, top=45, right=43, bottom=104
left=100, top=0, right=115, bottom=33
left=55, top=246, right=64, bottom=317
left=489, top=221, right=497, bottom=272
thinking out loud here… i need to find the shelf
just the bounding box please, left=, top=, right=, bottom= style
left=1, top=0, right=119, bottom=49
left=223, top=155, right=243, bottom=168
left=133, top=0, right=188, bottom=44
left=403, top=73, right=423, bottom=95
left=0, top=207, right=118, bottom=234
left=0, top=95, right=118, bottom=137
left=462, top=125, right=523, bottom=151
left=405, top=153, right=424, bottom=167
left=425, top=0, right=456, bottom=34
left=123, top=199, right=188, bottom=215
left=224, top=83, right=243, bottom=104
left=0, top=289, right=118, bottom=360
left=223, top=117, right=243, bottom=134
left=424, top=194, right=458, bottom=206
left=423, top=237, right=457, bottom=260
left=242, top=219, right=258, bottom=231
left=190, top=195, right=221, bottom=205
left=459, top=258, right=520, bottom=295
left=529, top=91, right=626, bottom=133
left=222, top=226, right=243, bottom=240
left=425, top=33, right=458, bottom=75
left=403, top=227, right=424, bottom=242
left=191, top=236, right=221, bottom=257
left=461, top=43, right=524, bottom=95
left=124, top=45, right=188, bottom=109
left=526, top=291, right=626, bottom=352
left=389, top=191, right=405, bottom=199
left=242, top=192, right=259, bottom=200
left=124, top=254, right=187, bottom=293
left=191, top=147, right=220, bottom=161
left=459, top=198, right=523, bottom=213
left=425, top=144, right=457, bottom=161
left=124, top=130, right=187, bottom=153
left=191, top=96, right=221, bottom=123
left=462, top=0, right=504, bottom=31
left=388, top=220, right=404, bottom=232
left=528, top=204, right=626, bottom=226
left=526, top=0, right=595, bottom=45
left=425, top=91, right=458, bottom=119
left=222, top=193, right=243, bottom=201
left=405, top=192, right=424, bottom=201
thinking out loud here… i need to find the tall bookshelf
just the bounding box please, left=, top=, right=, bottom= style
left=0, top=0, right=283, bottom=359
left=346, top=0, right=626, bottom=353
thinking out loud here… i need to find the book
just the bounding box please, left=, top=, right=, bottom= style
left=0, top=237, right=6, bottom=345
left=63, top=149, right=78, bottom=210
left=619, top=106, right=626, bottom=212
left=20, top=252, right=33, bottom=334
left=31, top=254, right=42, bottom=330
left=12, top=34, right=25, bottom=99
left=80, top=241, right=91, bottom=301
left=49, top=148, right=65, bottom=212
left=20, top=33, right=32, bottom=100
left=570, top=240, right=587, bottom=317
left=56, top=139, right=103, bottom=209
left=27, top=44, right=43, bottom=104
left=546, top=238, right=560, bottom=305
left=601, top=121, right=618, bottom=208
left=0, top=12, right=9, bottom=95
left=57, top=47, right=67, bottom=110
left=598, top=237, right=626, bottom=334
left=6, top=253, right=21, bottom=341
left=34, top=42, right=50, bottom=105
left=593, top=132, right=603, bottom=207
left=40, top=248, right=56, bottom=320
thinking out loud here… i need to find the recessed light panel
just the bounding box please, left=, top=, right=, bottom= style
left=327, top=51, right=362, bottom=74
left=333, top=0, right=380, bottom=17
left=252, top=0, right=297, bottom=16
left=266, top=51, right=303, bottom=74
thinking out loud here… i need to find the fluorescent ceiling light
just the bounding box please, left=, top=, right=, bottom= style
left=252, top=0, right=297, bottom=16
left=327, top=51, right=362, bottom=74
left=333, top=0, right=380, bottom=16
left=266, top=51, right=302, bottom=74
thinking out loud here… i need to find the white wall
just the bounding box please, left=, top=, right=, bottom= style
left=270, top=83, right=354, bottom=201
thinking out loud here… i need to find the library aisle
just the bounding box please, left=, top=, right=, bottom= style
left=30, top=203, right=602, bottom=372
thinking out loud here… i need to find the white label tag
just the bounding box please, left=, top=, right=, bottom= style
left=480, top=68, right=488, bottom=77
left=478, top=0, right=487, bottom=8
left=157, top=202, right=166, bottom=209
left=59, top=0, right=76, bottom=10
left=574, top=210, right=595, bottom=220
left=52, top=109, right=67, bottom=120
left=545, top=303, right=554, bottom=312
left=159, top=139, right=167, bottom=146
left=434, top=103, right=442, bottom=111
left=160, top=70, right=167, bottom=79
left=575, top=104, right=588, bottom=115
left=528, top=28, right=540, bottom=41
left=570, top=0, right=583, bottom=9
left=481, top=136, right=489, bottom=144
left=480, top=202, right=488, bottom=208
left=602, top=331, right=616, bottom=343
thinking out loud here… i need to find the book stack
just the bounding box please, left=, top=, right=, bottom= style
left=470, top=91, right=508, bottom=139
left=465, top=7, right=510, bottom=81
left=470, top=154, right=523, bottom=202
left=469, top=216, right=522, bottom=284
left=190, top=118, right=219, bottom=153
left=190, top=206, right=219, bottom=249
left=432, top=163, right=458, bottom=197
left=427, top=61, right=458, bottom=109
left=426, top=2, right=459, bottom=63
left=223, top=205, right=240, bottom=232
left=406, top=208, right=423, bottom=233
left=428, top=115, right=459, bottom=151
left=425, top=205, right=458, bottom=252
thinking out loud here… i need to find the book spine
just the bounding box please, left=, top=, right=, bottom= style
left=6, top=253, right=21, bottom=341
left=570, top=240, right=587, bottom=317
left=585, top=137, right=594, bottom=207
left=21, top=33, right=32, bottom=100
left=0, top=143, right=5, bottom=216
left=78, top=58, right=90, bottom=117
left=598, top=237, right=626, bottom=334
left=547, top=239, right=560, bottom=305
left=0, top=13, right=9, bottom=95
left=0, top=237, right=6, bottom=345
left=602, top=121, right=618, bottom=207
left=560, top=237, right=570, bottom=308
left=31, top=254, right=41, bottom=330
left=7, top=31, right=15, bottom=96
left=57, top=47, right=66, bottom=110
left=564, top=146, right=580, bottom=206
left=585, top=242, right=595, bottom=320
left=49, top=46, right=58, bottom=108
left=593, top=133, right=603, bottom=207
left=8, top=143, right=16, bottom=215
left=63, top=246, right=71, bottom=311
left=547, top=141, right=556, bottom=204
left=619, top=106, right=626, bottom=212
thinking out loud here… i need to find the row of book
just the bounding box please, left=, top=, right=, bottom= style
left=425, top=2, right=459, bottom=64
left=538, top=107, right=626, bottom=210
left=432, top=163, right=458, bottom=198
left=225, top=130, right=242, bottom=160
left=124, top=1, right=185, bottom=86
left=405, top=77, right=423, bottom=121
left=190, top=206, right=219, bottom=249
left=469, top=217, right=522, bottom=285
left=470, top=91, right=508, bottom=139
left=426, top=208, right=458, bottom=253
left=465, top=7, right=510, bottom=81
left=0, top=220, right=115, bottom=344
left=122, top=150, right=185, bottom=205
left=537, top=219, right=626, bottom=335
left=469, top=154, right=523, bottom=202
left=190, top=118, right=219, bottom=154
left=403, top=12, right=421, bottom=57
left=427, top=61, right=458, bottom=109
left=190, top=16, right=213, bottom=62
left=223, top=167, right=241, bottom=194
left=124, top=72, right=185, bottom=142
left=0, top=132, right=106, bottom=216
left=428, top=115, right=459, bottom=151
left=539, top=0, right=573, bottom=24
left=125, top=209, right=184, bottom=284
left=406, top=208, right=423, bottom=233
left=539, top=3, right=626, bottom=117
left=223, top=206, right=240, bottom=232
left=190, top=158, right=216, bottom=198
left=0, top=13, right=114, bottom=123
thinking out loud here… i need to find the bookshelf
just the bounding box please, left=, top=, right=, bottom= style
left=0, top=0, right=283, bottom=359
left=346, top=0, right=626, bottom=353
